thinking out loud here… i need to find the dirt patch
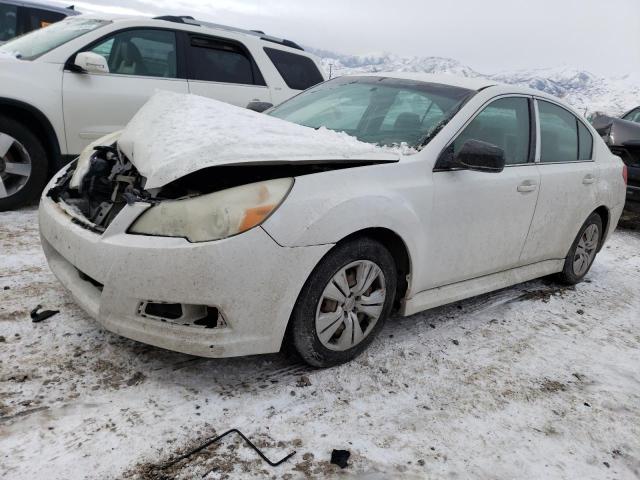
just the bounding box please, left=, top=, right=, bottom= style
left=618, top=208, right=640, bottom=232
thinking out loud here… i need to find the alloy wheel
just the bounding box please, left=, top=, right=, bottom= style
left=0, top=132, right=32, bottom=199
left=573, top=223, right=599, bottom=276
left=315, top=260, right=386, bottom=351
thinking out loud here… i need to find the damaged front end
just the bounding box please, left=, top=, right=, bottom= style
left=47, top=142, right=152, bottom=232
left=47, top=139, right=392, bottom=236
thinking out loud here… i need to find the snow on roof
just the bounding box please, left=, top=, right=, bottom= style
left=352, top=72, right=495, bottom=91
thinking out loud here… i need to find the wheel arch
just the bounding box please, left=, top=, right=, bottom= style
left=336, top=227, right=412, bottom=310
left=0, top=98, right=62, bottom=174
left=592, top=205, right=610, bottom=251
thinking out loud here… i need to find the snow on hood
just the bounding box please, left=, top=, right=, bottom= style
left=117, top=91, right=402, bottom=189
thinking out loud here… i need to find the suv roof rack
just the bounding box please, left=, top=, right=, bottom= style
left=152, top=15, right=304, bottom=51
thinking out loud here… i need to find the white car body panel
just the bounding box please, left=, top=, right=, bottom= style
left=38, top=74, right=626, bottom=358
left=39, top=170, right=331, bottom=357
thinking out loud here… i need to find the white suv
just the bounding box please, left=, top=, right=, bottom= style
left=0, top=14, right=326, bottom=209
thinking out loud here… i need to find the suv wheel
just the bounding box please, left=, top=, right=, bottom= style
left=0, top=115, right=48, bottom=211
left=288, top=238, right=397, bottom=367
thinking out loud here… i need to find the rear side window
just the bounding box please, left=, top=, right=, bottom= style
left=538, top=100, right=593, bottom=162
left=0, top=3, right=18, bottom=41
left=452, top=97, right=531, bottom=165
left=264, top=47, right=323, bottom=90
left=27, top=8, right=66, bottom=30
left=187, top=36, right=265, bottom=86
left=88, top=29, right=178, bottom=78
left=538, top=101, right=578, bottom=163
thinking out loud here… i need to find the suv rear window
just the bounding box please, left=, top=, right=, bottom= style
left=263, top=47, right=323, bottom=90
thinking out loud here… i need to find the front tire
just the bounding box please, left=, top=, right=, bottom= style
left=0, top=115, right=48, bottom=211
left=557, top=213, right=603, bottom=285
left=288, top=237, right=397, bottom=367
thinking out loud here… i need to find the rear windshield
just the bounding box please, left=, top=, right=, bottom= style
left=0, top=17, right=109, bottom=60
left=268, top=76, right=474, bottom=148
left=263, top=47, right=324, bottom=90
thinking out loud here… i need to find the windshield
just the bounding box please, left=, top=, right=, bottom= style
left=268, top=76, right=474, bottom=148
left=0, top=17, right=109, bottom=60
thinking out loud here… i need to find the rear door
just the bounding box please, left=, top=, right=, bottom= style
left=425, top=96, right=540, bottom=288
left=62, top=28, right=188, bottom=155
left=519, top=99, right=599, bottom=263
left=184, top=34, right=271, bottom=107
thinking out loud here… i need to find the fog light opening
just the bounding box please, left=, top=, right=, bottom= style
left=194, top=306, right=221, bottom=329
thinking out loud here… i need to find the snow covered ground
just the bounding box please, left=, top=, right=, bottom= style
left=1, top=207, right=639, bottom=479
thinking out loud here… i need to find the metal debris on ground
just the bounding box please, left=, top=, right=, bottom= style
left=330, top=449, right=351, bottom=468
left=160, top=428, right=296, bottom=476
left=30, top=305, right=60, bottom=323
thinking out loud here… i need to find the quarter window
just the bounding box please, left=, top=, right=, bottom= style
left=187, top=36, right=265, bottom=85
left=577, top=121, right=593, bottom=160
left=88, top=29, right=178, bottom=78
left=263, top=47, right=324, bottom=90
left=0, top=4, right=18, bottom=41
left=451, top=97, right=531, bottom=166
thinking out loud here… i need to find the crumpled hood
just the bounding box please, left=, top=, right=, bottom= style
left=117, top=91, right=401, bottom=189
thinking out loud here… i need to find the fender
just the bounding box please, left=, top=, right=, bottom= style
left=262, top=162, right=431, bottom=297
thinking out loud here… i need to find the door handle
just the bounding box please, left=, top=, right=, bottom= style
left=582, top=174, right=596, bottom=185
left=517, top=181, right=537, bottom=193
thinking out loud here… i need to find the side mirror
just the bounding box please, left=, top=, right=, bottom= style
left=453, top=139, right=506, bottom=173
left=246, top=101, right=274, bottom=113
left=74, top=52, right=109, bottom=74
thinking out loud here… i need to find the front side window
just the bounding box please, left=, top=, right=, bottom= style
left=187, top=36, right=265, bottom=85
left=449, top=97, right=531, bottom=166
left=268, top=76, right=473, bottom=148
left=622, top=108, right=640, bottom=123
left=264, top=47, right=324, bottom=90
left=88, top=29, right=177, bottom=78
left=0, top=17, right=109, bottom=59
left=0, top=3, right=18, bottom=42
left=27, top=8, right=66, bottom=30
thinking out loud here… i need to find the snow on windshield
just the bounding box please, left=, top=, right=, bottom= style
left=0, top=18, right=109, bottom=59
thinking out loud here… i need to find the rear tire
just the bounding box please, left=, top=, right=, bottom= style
left=287, top=237, right=397, bottom=368
left=557, top=213, right=603, bottom=285
left=0, top=115, right=48, bottom=211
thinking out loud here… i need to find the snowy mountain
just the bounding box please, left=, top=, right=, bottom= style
left=310, top=49, right=640, bottom=117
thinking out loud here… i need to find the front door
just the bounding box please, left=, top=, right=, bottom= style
left=425, top=96, right=540, bottom=289
left=62, top=28, right=188, bottom=155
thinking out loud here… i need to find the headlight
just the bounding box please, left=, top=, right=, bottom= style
left=129, top=178, right=293, bottom=242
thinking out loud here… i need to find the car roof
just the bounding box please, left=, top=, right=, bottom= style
left=79, top=14, right=308, bottom=54
left=351, top=72, right=496, bottom=91
left=1, top=0, right=80, bottom=15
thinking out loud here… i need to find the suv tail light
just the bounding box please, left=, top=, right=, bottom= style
left=622, top=164, right=628, bottom=185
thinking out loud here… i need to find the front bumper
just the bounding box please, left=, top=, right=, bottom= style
left=39, top=188, right=332, bottom=358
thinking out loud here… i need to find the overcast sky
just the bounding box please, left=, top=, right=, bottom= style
left=49, top=0, right=640, bottom=77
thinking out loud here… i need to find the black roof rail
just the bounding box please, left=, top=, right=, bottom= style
left=152, top=16, right=305, bottom=51
left=260, top=36, right=304, bottom=51
left=154, top=15, right=198, bottom=25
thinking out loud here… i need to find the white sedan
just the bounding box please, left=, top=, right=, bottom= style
left=39, top=73, right=627, bottom=367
